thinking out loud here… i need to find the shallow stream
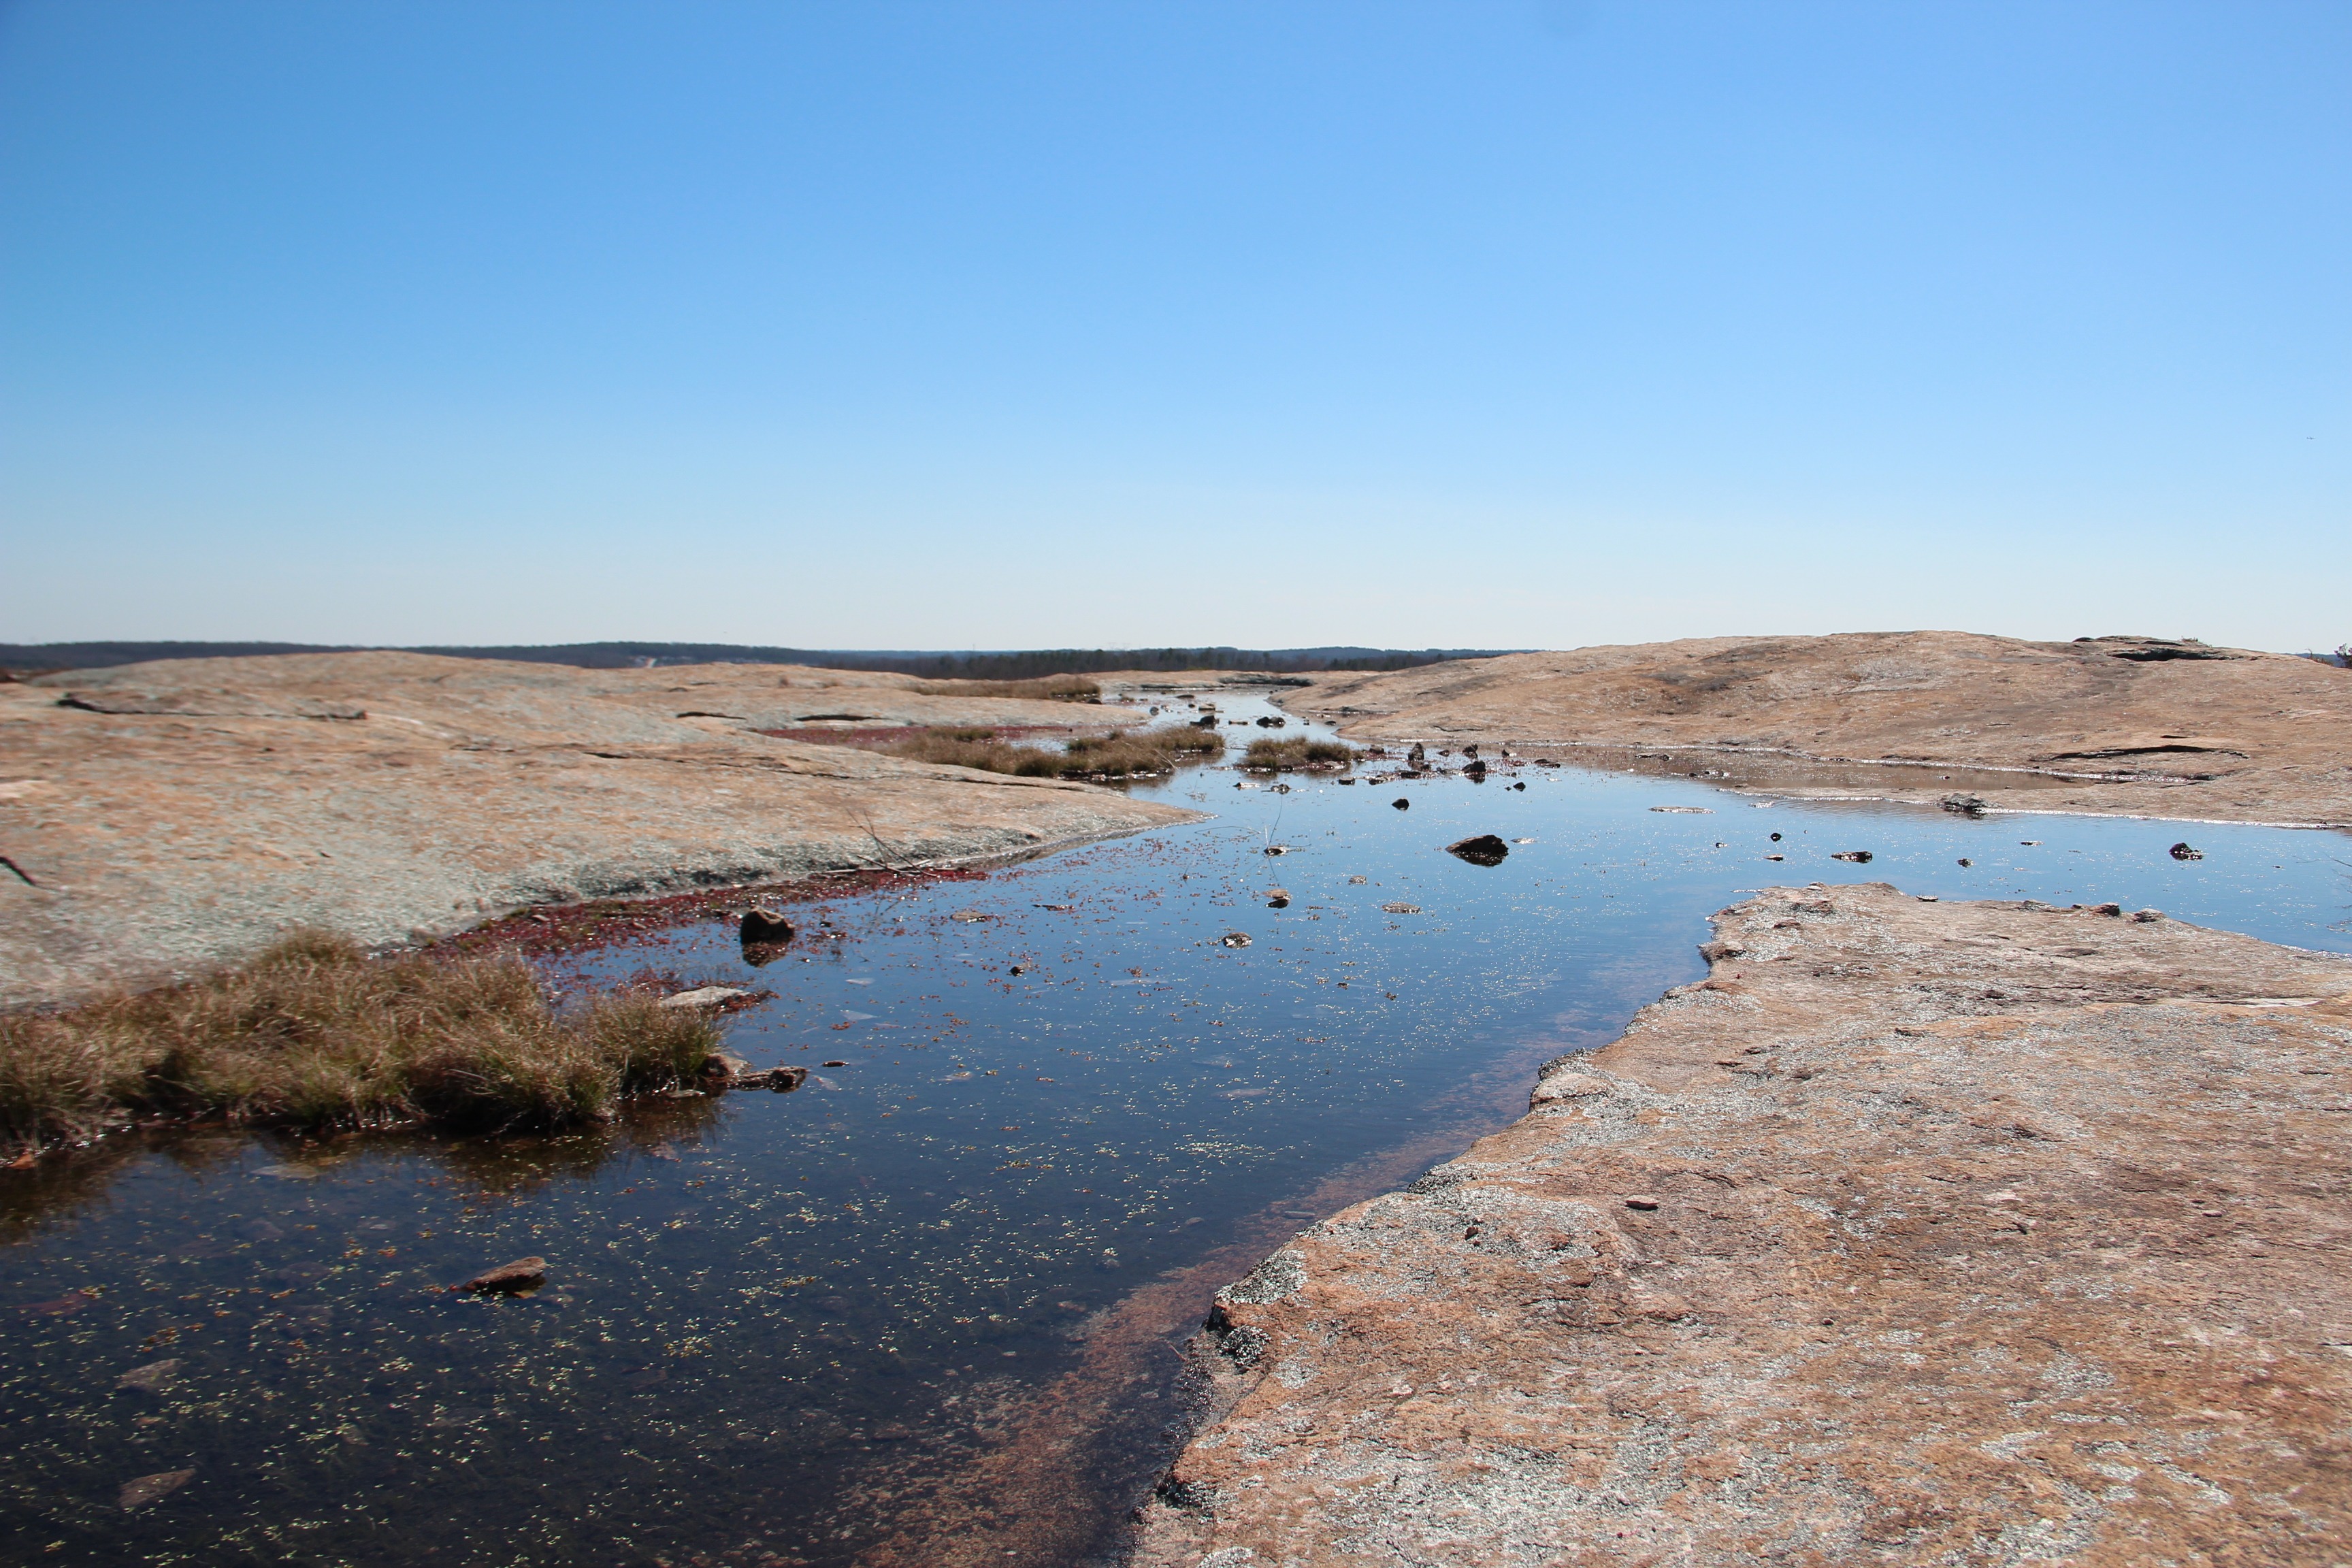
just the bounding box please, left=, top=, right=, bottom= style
left=5, top=695, right=2347, bottom=1565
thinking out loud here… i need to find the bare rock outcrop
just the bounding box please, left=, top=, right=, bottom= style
left=0, top=653, right=1197, bottom=1007
left=1290, top=631, right=2352, bottom=824
left=1134, top=885, right=2352, bottom=1567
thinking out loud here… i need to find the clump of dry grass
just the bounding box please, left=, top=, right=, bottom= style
left=1242, top=736, right=1358, bottom=772
left=0, top=931, right=718, bottom=1159
left=906, top=674, right=1100, bottom=702
left=887, top=724, right=1223, bottom=779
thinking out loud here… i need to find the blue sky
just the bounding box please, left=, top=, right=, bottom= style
left=3, top=1, right=2345, bottom=652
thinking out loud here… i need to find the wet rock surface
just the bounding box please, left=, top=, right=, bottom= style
left=1135, top=883, right=2352, bottom=1567
left=0, top=653, right=1196, bottom=1006
left=1291, top=630, right=2352, bottom=826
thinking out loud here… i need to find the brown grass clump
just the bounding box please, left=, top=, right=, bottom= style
left=906, top=674, right=1100, bottom=702
left=887, top=725, right=1223, bottom=779
left=1241, top=736, right=1358, bottom=772
left=0, top=931, right=718, bottom=1159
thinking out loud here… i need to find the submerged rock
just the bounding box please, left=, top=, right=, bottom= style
left=116, top=1359, right=180, bottom=1394
left=118, top=1469, right=194, bottom=1509
left=456, top=1257, right=546, bottom=1294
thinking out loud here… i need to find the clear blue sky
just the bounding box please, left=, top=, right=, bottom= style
left=3, top=1, right=2345, bottom=653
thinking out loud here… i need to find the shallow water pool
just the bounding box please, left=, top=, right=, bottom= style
left=5, top=696, right=2346, bottom=1565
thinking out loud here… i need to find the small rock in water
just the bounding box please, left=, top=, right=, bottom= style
left=457, top=1257, right=546, bottom=1295
left=949, top=908, right=992, bottom=922
left=1830, top=850, right=1874, bottom=863
left=1407, top=743, right=1426, bottom=764
left=699, top=1049, right=753, bottom=1079
left=823, top=1059, right=849, bottom=1067
left=1392, top=798, right=1410, bottom=811
left=1649, top=805, right=1711, bottom=814
left=1510, top=781, right=1526, bottom=791
left=1770, top=832, right=1782, bottom=841
left=1444, top=834, right=1510, bottom=867
left=116, top=1359, right=180, bottom=1394
left=1381, top=902, right=1421, bottom=915
left=1218, top=932, right=1253, bottom=948
left=118, top=1469, right=195, bottom=1509
left=740, top=908, right=796, bottom=945
left=1348, top=875, right=1367, bottom=884
left=1764, top=853, right=1785, bottom=861
left=659, top=985, right=747, bottom=1010
left=2170, top=842, right=2204, bottom=861
left=768, top=1065, right=810, bottom=1092
left=1940, top=793, right=1989, bottom=817
left=1262, top=844, right=1290, bottom=855
left=1957, top=858, right=1973, bottom=868
left=1265, top=889, right=1290, bottom=909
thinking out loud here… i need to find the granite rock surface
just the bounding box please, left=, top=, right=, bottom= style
left=0, top=653, right=1197, bottom=1006
left=1290, top=632, right=2352, bottom=825
left=1134, top=883, right=2352, bottom=1567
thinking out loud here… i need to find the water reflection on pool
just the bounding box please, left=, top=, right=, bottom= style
left=5, top=695, right=2347, bottom=1565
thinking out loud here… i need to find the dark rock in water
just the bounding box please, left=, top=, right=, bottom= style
left=768, top=1065, right=809, bottom=1092
left=1941, top=793, right=1989, bottom=817
left=1831, top=850, right=1874, bottom=863
left=1382, top=902, right=1421, bottom=915
left=2170, top=842, right=2204, bottom=861
left=1407, top=742, right=1426, bottom=764
left=1463, top=758, right=1488, bottom=779
left=118, top=1469, right=195, bottom=1509
left=1392, top=798, right=1410, bottom=811
left=116, top=1359, right=180, bottom=1394
left=1255, top=715, right=1286, bottom=728
left=1957, top=858, right=1973, bottom=867
left=1266, top=889, right=1290, bottom=909
left=740, top=908, right=796, bottom=947
left=1769, top=832, right=1782, bottom=842
left=1219, top=932, right=1252, bottom=949
left=1511, top=781, right=1526, bottom=791
left=457, top=1257, right=547, bottom=1294
left=700, top=1050, right=753, bottom=1079
left=1445, top=834, right=1510, bottom=867
left=1462, top=744, right=1479, bottom=760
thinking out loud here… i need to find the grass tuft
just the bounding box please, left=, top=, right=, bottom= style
left=1241, top=736, right=1358, bottom=772
left=888, top=725, right=1222, bottom=779
left=0, top=932, right=720, bottom=1159
left=906, top=674, right=1100, bottom=702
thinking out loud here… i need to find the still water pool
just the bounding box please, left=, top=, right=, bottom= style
left=6, top=696, right=2347, bottom=1565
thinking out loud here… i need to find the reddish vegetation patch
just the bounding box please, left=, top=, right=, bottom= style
left=431, top=866, right=991, bottom=963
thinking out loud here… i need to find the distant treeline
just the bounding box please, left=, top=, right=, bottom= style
left=0, top=640, right=1516, bottom=678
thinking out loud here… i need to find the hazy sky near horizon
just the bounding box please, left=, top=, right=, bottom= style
left=3, top=1, right=2346, bottom=654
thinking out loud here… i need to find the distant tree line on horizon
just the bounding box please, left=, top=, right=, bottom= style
left=0, top=640, right=1519, bottom=679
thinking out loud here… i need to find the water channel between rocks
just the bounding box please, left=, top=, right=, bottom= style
left=5, top=694, right=2349, bottom=1567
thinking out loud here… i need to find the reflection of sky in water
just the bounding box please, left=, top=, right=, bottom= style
left=4, top=693, right=2347, bottom=1564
